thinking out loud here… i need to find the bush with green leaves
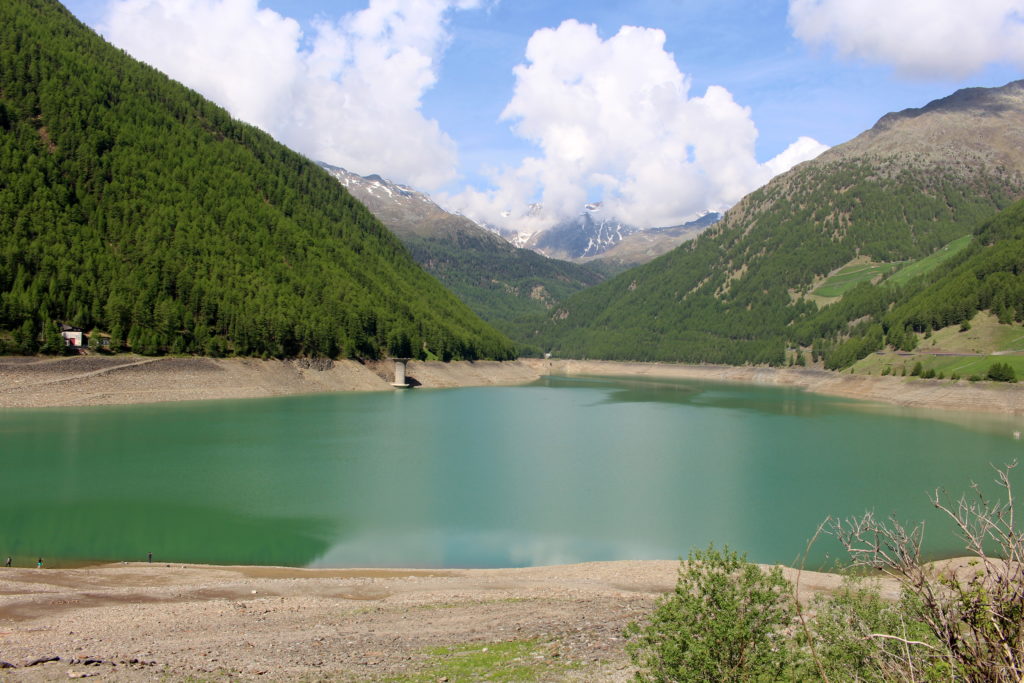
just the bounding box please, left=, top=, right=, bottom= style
left=624, top=544, right=797, bottom=682
left=627, top=466, right=1023, bottom=682
left=807, top=580, right=947, bottom=681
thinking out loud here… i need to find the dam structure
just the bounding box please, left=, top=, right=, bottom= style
left=391, top=358, right=411, bottom=388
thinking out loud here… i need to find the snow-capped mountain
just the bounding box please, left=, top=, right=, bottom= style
left=524, top=203, right=641, bottom=259
left=499, top=203, right=721, bottom=262
left=320, top=162, right=502, bottom=243
left=321, top=162, right=721, bottom=265
left=593, top=211, right=722, bottom=266
left=318, top=162, right=608, bottom=344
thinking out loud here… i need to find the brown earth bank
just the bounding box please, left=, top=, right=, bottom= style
left=541, top=359, right=1024, bottom=416
left=3, top=354, right=1024, bottom=416
left=0, top=356, right=544, bottom=408
left=0, top=560, right=897, bottom=682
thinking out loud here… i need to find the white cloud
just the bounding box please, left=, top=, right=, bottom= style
left=764, top=136, right=831, bottom=177
left=99, top=0, right=472, bottom=190
left=444, top=20, right=827, bottom=232
left=789, top=0, right=1024, bottom=79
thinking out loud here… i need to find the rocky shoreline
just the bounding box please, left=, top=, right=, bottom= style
left=3, top=355, right=1024, bottom=416
left=0, top=560, right=894, bottom=682
left=541, top=359, right=1024, bottom=417
left=0, top=356, right=545, bottom=408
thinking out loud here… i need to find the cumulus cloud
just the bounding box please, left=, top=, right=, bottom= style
left=445, top=20, right=827, bottom=232
left=99, top=0, right=474, bottom=189
left=764, top=136, right=830, bottom=177
left=789, top=0, right=1024, bottom=79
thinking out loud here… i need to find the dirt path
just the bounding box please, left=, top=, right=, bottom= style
left=0, top=357, right=164, bottom=392
left=0, top=561, right=880, bottom=681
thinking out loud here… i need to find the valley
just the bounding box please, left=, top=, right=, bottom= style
left=3, top=2, right=1024, bottom=680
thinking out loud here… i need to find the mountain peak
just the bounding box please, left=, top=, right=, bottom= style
left=827, top=79, right=1024, bottom=172
left=882, top=79, right=1024, bottom=125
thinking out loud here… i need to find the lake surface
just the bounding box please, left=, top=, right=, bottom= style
left=2, top=375, right=1022, bottom=569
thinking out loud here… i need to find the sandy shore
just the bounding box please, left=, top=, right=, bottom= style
left=3, top=354, right=1024, bottom=416
left=0, top=559, right=894, bottom=681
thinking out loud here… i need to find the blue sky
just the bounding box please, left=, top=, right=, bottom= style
left=61, top=0, right=1024, bottom=231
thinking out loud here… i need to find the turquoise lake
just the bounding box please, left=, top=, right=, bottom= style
left=1, top=375, right=1022, bottom=569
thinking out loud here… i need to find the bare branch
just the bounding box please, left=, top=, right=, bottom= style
left=865, top=633, right=943, bottom=653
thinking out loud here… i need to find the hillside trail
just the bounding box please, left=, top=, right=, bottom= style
left=0, top=356, right=164, bottom=393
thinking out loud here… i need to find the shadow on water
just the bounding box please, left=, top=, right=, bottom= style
left=0, top=501, right=339, bottom=568
left=540, top=373, right=862, bottom=417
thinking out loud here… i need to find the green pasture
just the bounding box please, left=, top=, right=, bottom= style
left=383, top=639, right=582, bottom=682
left=812, top=261, right=902, bottom=299
left=855, top=351, right=1024, bottom=380
left=886, top=235, right=973, bottom=288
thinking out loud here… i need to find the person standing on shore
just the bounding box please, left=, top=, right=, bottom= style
left=4, top=556, right=10, bottom=567
left=36, top=557, right=42, bottom=569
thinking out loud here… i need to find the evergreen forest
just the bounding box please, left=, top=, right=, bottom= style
left=0, top=0, right=516, bottom=361
left=535, top=147, right=1024, bottom=365
left=818, top=198, right=1024, bottom=369
left=401, top=230, right=605, bottom=352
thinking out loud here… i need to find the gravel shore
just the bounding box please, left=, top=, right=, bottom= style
left=3, top=355, right=1024, bottom=415
left=0, top=356, right=545, bottom=408
left=0, top=560, right=890, bottom=681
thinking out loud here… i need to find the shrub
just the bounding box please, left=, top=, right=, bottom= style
left=809, top=581, right=945, bottom=682
left=911, top=362, right=923, bottom=376
left=627, top=470, right=1024, bottom=683
left=625, top=545, right=797, bottom=682
left=830, top=464, right=1024, bottom=682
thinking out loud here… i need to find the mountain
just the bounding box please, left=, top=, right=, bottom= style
left=0, top=0, right=515, bottom=361
left=516, top=205, right=721, bottom=264
left=525, top=204, right=640, bottom=259
left=579, top=212, right=722, bottom=271
left=321, top=163, right=501, bottom=243
left=536, top=81, right=1024, bottom=365
left=320, top=164, right=606, bottom=347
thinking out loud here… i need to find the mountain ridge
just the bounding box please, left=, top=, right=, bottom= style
left=536, top=80, right=1024, bottom=365
left=319, top=163, right=606, bottom=348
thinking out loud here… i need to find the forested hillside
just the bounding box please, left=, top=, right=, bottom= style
left=0, top=0, right=515, bottom=361
left=819, top=198, right=1024, bottom=370
left=402, top=232, right=605, bottom=349
left=321, top=165, right=605, bottom=349
left=535, top=81, right=1024, bottom=365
